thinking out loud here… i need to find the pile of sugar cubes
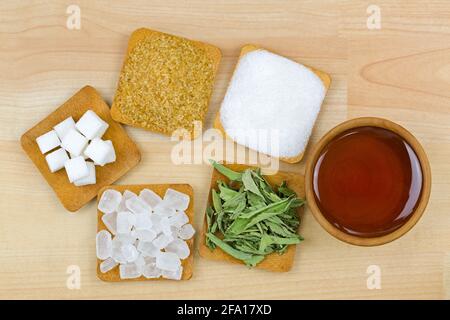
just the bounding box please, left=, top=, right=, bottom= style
left=96, top=188, right=195, bottom=280
left=35, top=110, right=116, bottom=186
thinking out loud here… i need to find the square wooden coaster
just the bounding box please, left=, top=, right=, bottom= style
left=214, top=44, right=331, bottom=163
left=97, top=184, right=195, bottom=282
left=20, top=86, right=141, bottom=212
left=111, top=28, right=222, bottom=139
left=199, top=164, right=305, bottom=272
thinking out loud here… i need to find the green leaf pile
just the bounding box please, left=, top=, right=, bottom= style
left=206, top=160, right=305, bottom=267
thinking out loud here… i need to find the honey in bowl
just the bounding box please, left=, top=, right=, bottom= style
left=312, top=126, right=423, bottom=238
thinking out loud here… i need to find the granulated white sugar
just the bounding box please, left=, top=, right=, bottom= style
left=220, top=49, right=326, bottom=158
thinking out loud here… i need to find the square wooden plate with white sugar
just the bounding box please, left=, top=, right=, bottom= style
left=96, top=184, right=195, bottom=281
left=199, top=163, right=305, bottom=272
left=20, top=86, right=141, bottom=212
left=214, top=44, right=331, bottom=164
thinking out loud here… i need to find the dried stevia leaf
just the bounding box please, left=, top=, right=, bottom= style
left=205, top=161, right=304, bottom=267
left=209, top=160, right=242, bottom=181
left=242, top=169, right=264, bottom=199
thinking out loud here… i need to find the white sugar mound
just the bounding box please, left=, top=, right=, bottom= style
left=220, top=49, right=326, bottom=158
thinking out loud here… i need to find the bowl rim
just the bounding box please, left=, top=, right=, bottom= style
left=305, top=117, right=432, bottom=246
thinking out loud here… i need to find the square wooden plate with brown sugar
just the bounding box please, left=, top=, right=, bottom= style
left=20, top=86, right=141, bottom=212
left=199, top=163, right=305, bottom=272
left=214, top=44, right=331, bottom=164
left=96, top=184, right=195, bottom=281
left=111, top=28, right=222, bottom=139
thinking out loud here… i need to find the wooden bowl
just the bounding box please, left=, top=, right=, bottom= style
left=305, top=117, right=431, bottom=246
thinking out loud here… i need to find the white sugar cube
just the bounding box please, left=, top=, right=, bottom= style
left=100, top=257, right=118, bottom=273
left=119, top=263, right=141, bottom=279
left=53, top=117, right=76, bottom=140
left=73, top=161, right=96, bottom=186
left=104, top=140, right=116, bottom=164
left=163, top=188, right=190, bottom=211
left=84, top=138, right=112, bottom=166
left=156, top=252, right=181, bottom=272
left=98, top=189, right=122, bottom=214
left=61, top=128, right=88, bottom=156
left=101, top=211, right=117, bottom=234
left=165, top=239, right=190, bottom=259
left=139, top=189, right=162, bottom=208
left=142, top=264, right=162, bottom=279
left=64, top=156, right=89, bottom=183
left=96, top=230, right=112, bottom=260
left=75, top=110, right=109, bottom=140
left=70, top=152, right=87, bottom=160
left=45, top=148, right=69, bottom=173
left=126, top=196, right=151, bottom=214
left=178, top=224, right=195, bottom=240
left=36, top=130, right=60, bottom=154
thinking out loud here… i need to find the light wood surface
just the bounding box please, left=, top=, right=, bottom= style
left=0, top=0, right=449, bottom=299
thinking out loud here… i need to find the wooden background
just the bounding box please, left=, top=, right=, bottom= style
left=0, top=0, right=449, bottom=299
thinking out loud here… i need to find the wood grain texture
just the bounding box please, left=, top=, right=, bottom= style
left=199, top=163, right=305, bottom=272
left=0, top=0, right=449, bottom=299
left=96, top=184, right=194, bottom=281
left=20, top=86, right=141, bottom=212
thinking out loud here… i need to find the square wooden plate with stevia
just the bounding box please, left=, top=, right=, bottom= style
left=214, top=44, right=331, bottom=164
left=20, top=86, right=141, bottom=212
left=199, top=163, right=305, bottom=272
left=111, top=28, right=222, bottom=139
left=97, top=184, right=195, bottom=281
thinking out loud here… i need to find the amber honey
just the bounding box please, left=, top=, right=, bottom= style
left=312, top=126, right=423, bottom=238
